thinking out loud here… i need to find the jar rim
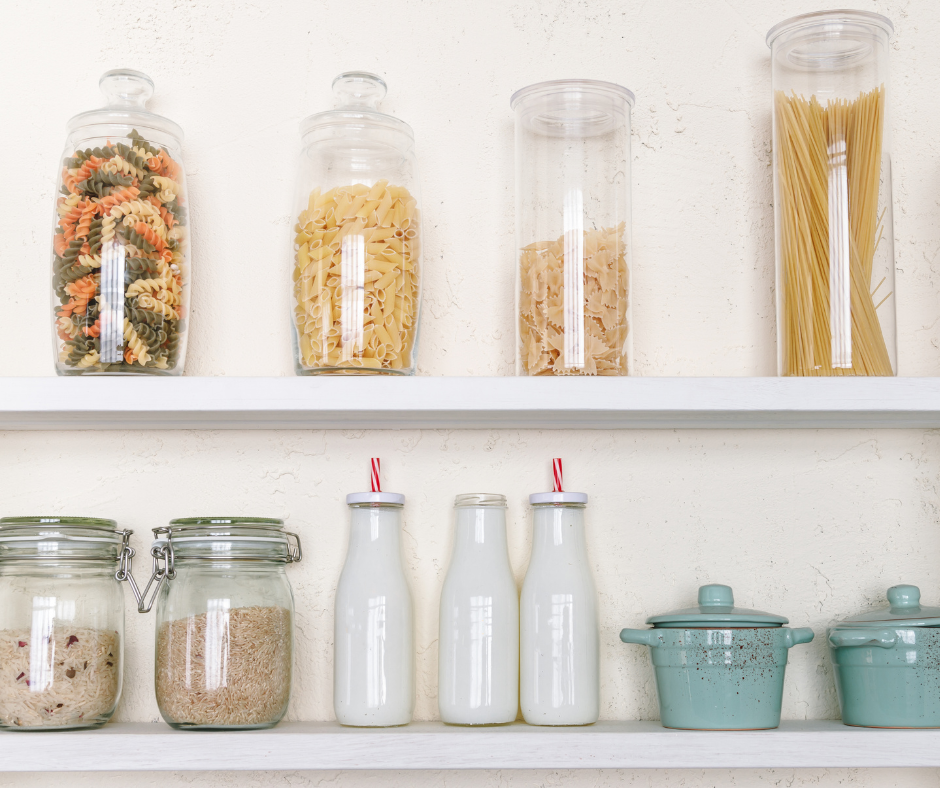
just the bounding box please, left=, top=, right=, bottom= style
left=510, top=79, right=636, bottom=110
left=454, top=493, right=507, bottom=509
left=766, top=9, right=893, bottom=48
left=169, top=517, right=285, bottom=527
left=299, top=109, right=414, bottom=140
left=0, top=516, right=117, bottom=529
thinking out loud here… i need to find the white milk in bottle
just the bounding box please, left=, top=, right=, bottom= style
left=438, top=493, right=519, bottom=725
left=334, top=465, right=414, bottom=726
left=520, top=461, right=599, bottom=725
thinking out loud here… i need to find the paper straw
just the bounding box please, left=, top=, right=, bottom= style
left=552, top=458, right=563, bottom=493
left=371, top=458, right=382, bottom=493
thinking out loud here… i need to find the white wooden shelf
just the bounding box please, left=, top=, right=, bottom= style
left=1, top=376, right=940, bottom=430
left=1, top=721, right=938, bottom=771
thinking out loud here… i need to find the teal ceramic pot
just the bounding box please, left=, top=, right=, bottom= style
left=829, top=585, right=940, bottom=728
left=620, top=584, right=814, bottom=730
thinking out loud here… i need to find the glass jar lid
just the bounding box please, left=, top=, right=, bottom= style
left=300, top=71, right=413, bottom=140
left=511, top=79, right=635, bottom=138
left=67, top=68, right=183, bottom=141
left=153, top=517, right=301, bottom=563
left=454, top=493, right=506, bottom=508
left=0, top=516, right=125, bottom=561
left=831, top=585, right=940, bottom=629
left=766, top=10, right=893, bottom=48
left=646, top=584, right=789, bottom=628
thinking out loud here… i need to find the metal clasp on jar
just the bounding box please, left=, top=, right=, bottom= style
left=115, top=529, right=176, bottom=614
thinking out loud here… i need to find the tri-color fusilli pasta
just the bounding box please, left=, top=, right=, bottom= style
left=53, top=129, right=188, bottom=374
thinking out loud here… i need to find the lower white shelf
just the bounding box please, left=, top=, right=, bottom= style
left=2, top=720, right=939, bottom=771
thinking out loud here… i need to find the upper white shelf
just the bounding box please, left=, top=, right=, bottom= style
left=1, top=721, right=938, bottom=771
left=1, top=376, right=939, bottom=430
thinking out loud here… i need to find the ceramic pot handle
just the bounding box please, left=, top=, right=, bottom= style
left=782, top=627, right=815, bottom=648
left=828, top=629, right=898, bottom=649
left=619, top=628, right=660, bottom=647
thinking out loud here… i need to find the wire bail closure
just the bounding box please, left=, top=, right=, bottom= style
left=115, top=529, right=176, bottom=614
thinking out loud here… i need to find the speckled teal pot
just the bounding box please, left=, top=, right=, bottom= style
left=829, top=585, right=940, bottom=728
left=620, top=585, right=814, bottom=731
left=621, top=626, right=813, bottom=730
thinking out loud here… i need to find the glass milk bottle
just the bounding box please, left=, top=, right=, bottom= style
left=438, top=494, right=519, bottom=725
left=520, top=491, right=599, bottom=725
left=334, top=491, right=414, bottom=726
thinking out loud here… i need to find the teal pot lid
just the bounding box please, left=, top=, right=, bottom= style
left=646, top=584, right=789, bottom=628
left=832, top=585, right=940, bottom=628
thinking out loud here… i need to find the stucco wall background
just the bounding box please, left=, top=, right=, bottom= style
left=2, top=0, right=940, bottom=785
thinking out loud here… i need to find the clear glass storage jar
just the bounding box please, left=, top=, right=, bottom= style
left=138, top=518, right=301, bottom=730
left=291, top=72, right=423, bottom=375
left=768, top=12, right=896, bottom=376
left=512, top=80, right=634, bottom=376
left=52, top=69, right=190, bottom=376
left=0, top=517, right=134, bottom=730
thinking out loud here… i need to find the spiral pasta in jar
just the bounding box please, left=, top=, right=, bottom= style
left=52, top=69, right=190, bottom=376
left=291, top=72, right=422, bottom=375
left=512, top=80, right=634, bottom=376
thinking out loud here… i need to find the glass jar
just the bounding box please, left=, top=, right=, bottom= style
left=767, top=12, right=896, bottom=376
left=52, top=69, right=191, bottom=376
left=137, top=518, right=301, bottom=730
left=512, top=80, right=634, bottom=377
left=291, top=72, right=423, bottom=375
left=0, top=517, right=134, bottom=730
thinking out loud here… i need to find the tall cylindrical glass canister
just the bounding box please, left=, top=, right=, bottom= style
left=438, top=494, right=519, bottom=726
left=520, top=492, right=599, bottom=726
left=292, top=72, right=423, bottom=375
left=52, top=69, right=190, bottom=375
left=334, top=492, right=415, bottom=726
left=768, top=12, right=896, bottom=376
left=140, top=518, right=301, bottom=730
left=512, top=80, right=633, bottom=377
left=0, top=517, right=134, bottom=730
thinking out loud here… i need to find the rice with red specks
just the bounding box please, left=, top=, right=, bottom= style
left=156, top=605, right=291, bottom=727
left=0, top=627, right=120, bottom=728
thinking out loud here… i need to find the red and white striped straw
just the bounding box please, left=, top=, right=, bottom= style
left=370, top=458, right=382, bottom=493
left=552, top=458, right=563, bottom=493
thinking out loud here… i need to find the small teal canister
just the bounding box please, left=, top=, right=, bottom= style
left=829, top=585, right=940, bottom=728
left=620, top=584, right=815, bottom=730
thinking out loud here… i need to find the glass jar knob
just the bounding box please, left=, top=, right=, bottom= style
left=332, top=71, right=387, bottom=109
left=99, top=68, right=154, bottom=108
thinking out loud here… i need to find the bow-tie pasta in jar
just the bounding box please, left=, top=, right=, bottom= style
left=512, top=80, right=634, bottom=376
left=291, top=72, right=423, bottom=375
left=51, top=69, right=190, bottom=375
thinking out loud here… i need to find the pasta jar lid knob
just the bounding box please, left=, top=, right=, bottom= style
left=333, top=71, right=387, bottom=109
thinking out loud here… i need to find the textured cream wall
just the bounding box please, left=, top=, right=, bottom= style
left=2, top=0, right=940, bottom=785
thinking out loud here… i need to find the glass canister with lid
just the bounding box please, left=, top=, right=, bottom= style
left=767, top=11, right=897, bottom=376
left=52, top=68, right=190, bottom=375
left=291, top=71, right=423, bottom=375
left=135, top=518, right=301, bottom=730
left=512, top=79, right=634, bottom=376
left=0, top=517, right=134, bottom=730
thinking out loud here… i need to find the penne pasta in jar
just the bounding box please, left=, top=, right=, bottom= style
left=291, top=73, right=423, bottom=375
